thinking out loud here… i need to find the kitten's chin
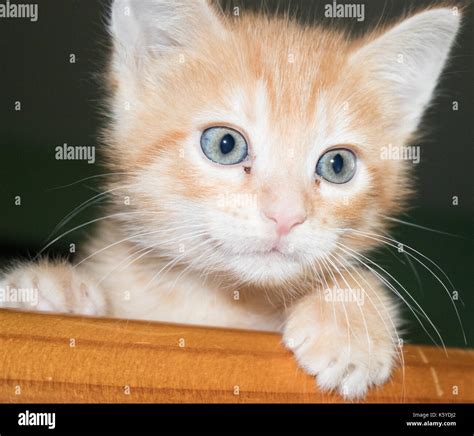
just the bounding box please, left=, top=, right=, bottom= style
left=220, top=251, right=305, bottom=286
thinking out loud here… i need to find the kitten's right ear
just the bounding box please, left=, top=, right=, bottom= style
left=110, top=0, right=224, bottom=71
left=350, top=8, right=461, bottom=137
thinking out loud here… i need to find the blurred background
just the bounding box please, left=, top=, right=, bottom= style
left=0, top=0, right=472, bottom=347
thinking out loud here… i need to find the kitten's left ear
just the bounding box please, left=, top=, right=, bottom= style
left=110, top=0, right=224, bottom=71
left=351, top=8, right=462, bottom=135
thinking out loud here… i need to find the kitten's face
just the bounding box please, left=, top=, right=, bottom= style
left=107, top=2, right=458, bottom=286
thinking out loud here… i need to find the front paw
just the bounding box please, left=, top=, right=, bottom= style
left=0, top=260, right=106, bottom=316
left=283, top=296, right=398, bottom=400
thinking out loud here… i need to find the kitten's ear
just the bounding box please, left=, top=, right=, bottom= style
left=110, top=0, right=223, bottom=69
left=351, top=8, right=461, bottom=135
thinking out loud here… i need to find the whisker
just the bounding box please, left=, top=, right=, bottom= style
left=335, top=241, right=447, bottom=353
left=142, top=236, right=214, bottom=293
left=46, top=172, right=138, bottom=191
left=381, top=215, right=462, bottom=238
left=73, top=227, right=209, bottom=269
left=342, top=228, right=466, bottom=345
left=34, top=211, right=152, bottom=259
left=320, top=256, right=353, bottom=346
left=95, top=245, right=156, bottom=287
left=331, top=251, right=407, bottom=401
left=326, top=253, right=372, bottom=358
left=45, top=184, right=132, bottom=241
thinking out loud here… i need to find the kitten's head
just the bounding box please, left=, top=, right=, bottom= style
left=105, top=0, right=461, bottom=286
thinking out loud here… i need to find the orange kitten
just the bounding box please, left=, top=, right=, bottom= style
left=0, top=1, right=462, bottom=399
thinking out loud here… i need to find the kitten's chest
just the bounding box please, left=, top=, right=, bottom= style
left=81, top=249, right=284, bottom=331
left=109, top=270, right=283, bottom=331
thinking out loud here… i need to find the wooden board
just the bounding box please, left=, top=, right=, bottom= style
left=0, top=309, right=472, bottom=403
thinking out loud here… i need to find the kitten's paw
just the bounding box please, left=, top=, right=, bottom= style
left=283, top=298, right=398, bottom=400
left=0, top=260, right=107, bottom=316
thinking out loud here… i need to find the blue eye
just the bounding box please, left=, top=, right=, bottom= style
left=316, top=148, right=357, bottom=184
left=201, top=127, right=248, bottom=165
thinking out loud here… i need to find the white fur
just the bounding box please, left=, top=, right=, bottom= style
left=110, top=0, right=222, bottom=59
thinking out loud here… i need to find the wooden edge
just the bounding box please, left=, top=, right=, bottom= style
left=0, top=309, right=472, bottom=403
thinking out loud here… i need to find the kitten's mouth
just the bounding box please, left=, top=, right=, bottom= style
left=205, top=237, right=306, bottom=283
left=250, top=243, right=298, bottom=260
left=207, top=234, right=302, bottom=266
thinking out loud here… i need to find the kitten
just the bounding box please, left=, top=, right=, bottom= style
left=0, top=0, right=462, bottom=399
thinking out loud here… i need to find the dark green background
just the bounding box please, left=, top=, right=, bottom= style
left=0, top=0, right=472, bottom=347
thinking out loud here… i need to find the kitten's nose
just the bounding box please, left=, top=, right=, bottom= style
left=264, top=210, right=306, bottom=237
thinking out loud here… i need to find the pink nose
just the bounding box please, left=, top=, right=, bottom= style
left=264, top=211, right=306, bottom=237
